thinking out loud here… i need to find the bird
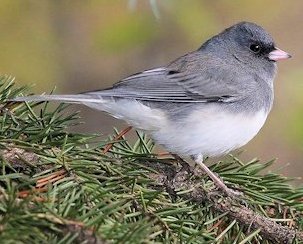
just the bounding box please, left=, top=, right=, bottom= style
left=12, top=21, right=291, bottom=195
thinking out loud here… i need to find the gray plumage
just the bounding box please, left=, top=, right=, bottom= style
left=12, top=21, right=289, bottom=159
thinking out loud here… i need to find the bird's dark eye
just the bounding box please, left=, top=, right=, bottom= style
left=250, top=44, right=261, bottom=53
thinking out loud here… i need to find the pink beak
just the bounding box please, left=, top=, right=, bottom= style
left=268, top=48, right=291, bottom=61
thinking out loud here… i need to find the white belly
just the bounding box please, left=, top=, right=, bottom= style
left=153, top=108, right=268, bottom=157
left=86, top=99, right=268, bottom=157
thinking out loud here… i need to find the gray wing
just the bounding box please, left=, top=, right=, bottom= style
left=84, top=52, right=246, bottom=103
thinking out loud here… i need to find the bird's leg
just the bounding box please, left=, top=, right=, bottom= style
left=192, top=154, right=242, bottom=197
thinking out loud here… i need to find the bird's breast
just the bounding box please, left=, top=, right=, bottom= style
left=153, top=106, right=269, bottom=157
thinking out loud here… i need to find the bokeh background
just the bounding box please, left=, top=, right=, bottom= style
left=0, top=0, right=302, bottom=182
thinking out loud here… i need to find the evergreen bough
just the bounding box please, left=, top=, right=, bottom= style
left=0, top=76, right=302, bottom=243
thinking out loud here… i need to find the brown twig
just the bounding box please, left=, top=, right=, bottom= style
left=36, top=169, right=67, bottom=188
left=18, top=187, right=48, bottom=202
left=207, top=219, right=225, bottom=232
left=102, top=126, right=132, bottom=153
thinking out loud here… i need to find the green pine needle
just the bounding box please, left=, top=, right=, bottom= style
left=0, top=75, right=302, bottom=243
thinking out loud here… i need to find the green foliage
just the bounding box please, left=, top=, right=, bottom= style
left=0, top=76, right=303, bottom=243
left=283, top=69, right=303, bottom=145
left=94, top=14, right=156, bottom=54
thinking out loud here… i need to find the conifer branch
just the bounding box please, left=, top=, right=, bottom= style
left=1, top=75, right=303, bottom=243
left=145, top=161, right=303, bottom=243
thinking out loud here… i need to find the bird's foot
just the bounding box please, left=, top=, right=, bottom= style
left=170, top=154, right=197, bottom=174
left=192, top=155, right=244, bottom=198
left=221, top=186, right=243, bottom=198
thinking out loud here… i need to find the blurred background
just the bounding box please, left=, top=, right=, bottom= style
left=0, top=0, right=302, bottom=182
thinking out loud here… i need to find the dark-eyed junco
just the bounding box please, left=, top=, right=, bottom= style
left=12, top=22, right=291, bottom=195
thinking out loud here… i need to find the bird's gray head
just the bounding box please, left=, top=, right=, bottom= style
left=200, top=22, right=290, bottom=81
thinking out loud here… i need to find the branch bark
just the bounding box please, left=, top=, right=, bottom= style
left=146, top=160, right=303, bottom=244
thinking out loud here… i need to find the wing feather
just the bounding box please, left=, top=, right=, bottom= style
left=84, top=53, right=244, bottom=103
